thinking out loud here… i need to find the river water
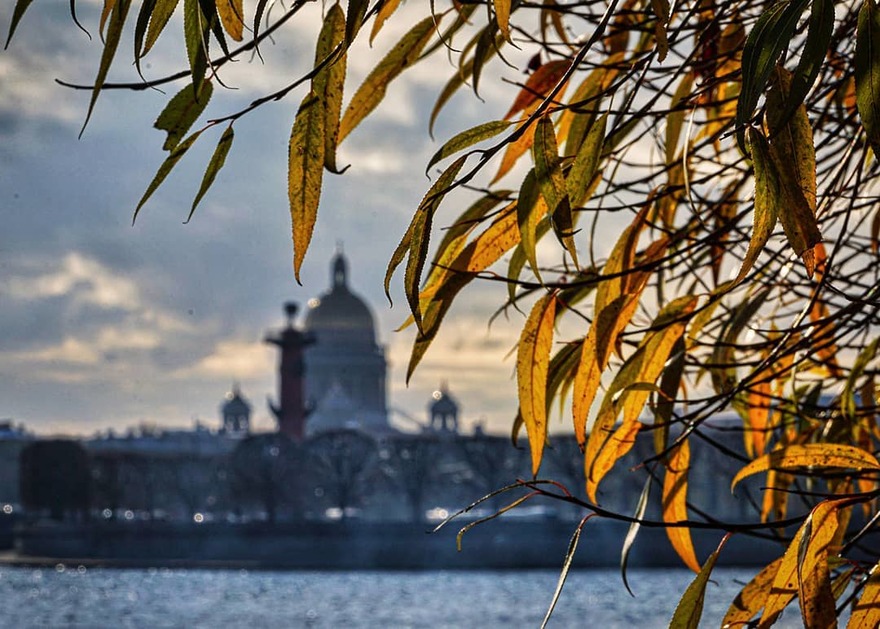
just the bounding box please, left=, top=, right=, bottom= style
left=0, top=566, right=810, bottom=628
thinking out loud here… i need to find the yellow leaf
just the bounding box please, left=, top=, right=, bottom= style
left=760, top=499, right=846, bottom=627
left=370, top=0, right=401, bottom=43
left=665, top=73, right=694, bottom=165
left=766, top=67, right=817, bottom=213
left=338, top=15, right=437, bottom=144
left=406, top=206, right=521, bottom=380
left=216, top=0, right=244, bottom=41
left=289, top=92, right=326, bottom=284
left=735, top=129, right=779, bottom=284
left=722, top=556, right=784, bottom=627
left=517, top=293, right=557, bottom=477
left=669, top=534, right=728, bottom=628
left=848, top=563, right=880, bottom=629
left=516, top=170, right=547, bottom=283
left=731, top=443, right=880, bottom=491
left=313, top=4, right=347, bottom=173
left=494, top=0, right=512, bottom=41
left=662, top=440, right=700, bottom=573
left=585, top=295, right=698, bottom=502
left=571, top=326, right=601, bottom=447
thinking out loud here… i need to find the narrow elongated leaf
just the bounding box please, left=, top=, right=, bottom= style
left=518, top=293, right=557, bottom=476
left=81, top=0, right=131, bottom=137
left=761, top=499, right=846, bottom=626
left=782, top=0, right=834, bottom=129
left=669, top=534, right=728, bottom=628
left=650, top=0, right=670, bottom=61
left=404, top=156, right=468, bottom=332
left=183, top=0, right=210, bottom=98
left=370, top=0, right=402, bottom=43
left=134, top=0, right=158, bottom=76
left=100, top=0, right=117, bottom=39
left=857, top=0, right=880, bottom=153
left=585, top=296, right=698, bottom=501
left=517, top=170, right=546, bottom=283
left=571, top=326, right=601, bottom=447
left=735, top=129, right=779, bottom=283
left=313, top=4, right=347, bottom=173
left=843, top=337, right=880, bottom=420
left=134, top=131, right=203, bottom=222
left=494, top=0, right=512, bottom=41
left=568, top=111, right=607, bottom=207
left=505, top=60, right=570, bottom=120
left=848, top=564, right=880, bottom=629
left=289, top=93, right=326, bottom=284
left=216, top=0, right=243, bottom=41
left=143, top=0, right=182, bottom=56
left=186, top=124, right=234, bottom=222
left=4, top=0, right=36, bottom=49
left=407, top=206, right=520, bottom=380
left=621, top=476, right=652, bottom=596
left=492, top=121, right=536, bottom=183
left=427, top=120, right=513, bottom=173
left=796, top=503, right=839, bottom=628
left=345, top=0, right=369, bottom=46
left=534, top=115, right=578, bottom=266
left=155, top=81, right=213, bottom=152
left=766, top=68, right=823, bottom=275
left=662, top=440, right=700, bottom=573
left=338, top=15, right=438, bottom=144
left=732, top=443, right=880, bottom=491
left=736, top=0, right=809, bottom=150
left=665, top=74, right=694, bottom=164
left=722, top=556, right=784, bottom=627
left=541, top=515, right=592, bottom=629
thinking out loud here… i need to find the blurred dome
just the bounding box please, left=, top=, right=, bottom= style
left=304, top=252, right=377, bottom=346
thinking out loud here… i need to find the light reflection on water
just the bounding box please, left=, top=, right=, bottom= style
left=0, top=566, right=807, bottom=628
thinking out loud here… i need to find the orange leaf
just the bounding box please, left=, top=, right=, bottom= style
left=504, top=59, right=571, bottom=120
left=517, top=293, right=557, bottom=476
left=662, top=440, right=700, bottom=573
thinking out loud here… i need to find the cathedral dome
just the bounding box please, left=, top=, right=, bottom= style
left=304, top=252, right=377, bottom=346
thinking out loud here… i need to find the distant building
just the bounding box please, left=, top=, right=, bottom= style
left=220, top=384, right=251, bottom=438
left=301, top=251, right=392, bottom=436
left=426, top=384, right=459, bottom=436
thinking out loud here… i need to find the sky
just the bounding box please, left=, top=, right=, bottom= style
left=0, top=1, right=548, bottom=437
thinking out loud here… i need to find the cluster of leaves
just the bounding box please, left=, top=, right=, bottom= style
left=8, top=0, right=880, bottom=625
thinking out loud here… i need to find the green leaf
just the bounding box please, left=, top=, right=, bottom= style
left=4, top=0, right=36, bottom=49
left=81, top=0, right=132, bottom=137
left=857, top=0, right=880, bottom=154
left=533, top=115, right=578, bottom=267
left=186, top=124, right=234, bottom=222
left=736, top=0, right=809, bottom=151
left=134, top=0, right=158, bottom=77
left=669, top=535, right=729, bottom=628
left=345, top=0, right=369, bottom=46
left=154, top=80, right=214, bottom=152
left=734, top=129, right=780, bottom=283
left=289, top=92, right=326, bottom=284
left=338, top=15, right=439, bottom=144
left=313, top=4, right=347, bottom=173
left=404, top=155, right=467, bottom=332
left=144, top=0, right=182, bottom=57
left=567, top=111, right=607, bottom=207
left=426, top=120, right=513, bottom=173
left=184, top=0, right=210, bottom=98
left=516, top=170, right=545, bottom=283
left=134, top=130, right=204, bottom=223
left=780, top=0, right=834, bottom=130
